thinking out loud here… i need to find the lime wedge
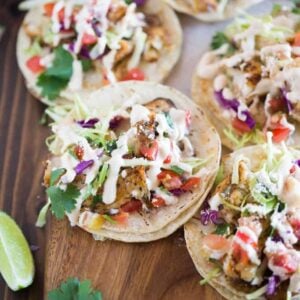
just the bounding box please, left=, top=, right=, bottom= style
left=0, top=211, right=34, bottom=291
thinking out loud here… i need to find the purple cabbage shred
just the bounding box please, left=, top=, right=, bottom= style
left=133, top=0, right=147, bottom=5
left=200, top=209, right=223, bottom=225
left=281, top=88, right=292, bottom=114
left=169, top=189, right=184, bottom=196
left=266, top=275, right=280, bottom=296
left=214, top=90, right=256, bottom=129
left=77, top=118, right=99, bottom=128
left=75, top=160, right=94, bottom=175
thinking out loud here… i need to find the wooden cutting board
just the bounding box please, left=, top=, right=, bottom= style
left=45, top=217, right=223, bottom=299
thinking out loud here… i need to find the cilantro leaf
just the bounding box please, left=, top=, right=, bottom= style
left=210, top=32, right=235, bottom=55
left=105, top=140, right=117, bottom=154
left=47, top=185, right=80, bottom=219
left=37, top=46, right=73, bottom=100
left=164, top=112, right=174, bottom=128
left=81, top=59, right=92, bottom=72
left=50, top=168, right=66, bottom=186
left=214, top=223, right=230, bottom=236
left=48, top=277, right=102, bottom=300
left=170, top=165, right=185, bottom=175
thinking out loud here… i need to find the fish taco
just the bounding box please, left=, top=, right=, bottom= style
left=185, top=133, right=300, bottom=299
left=192, top=5, right=300, bottom=149
left=164, top=0, right=262, bottom=22
left=17, top=0, right=182, bottom=102
left=37, top=81, right=221, bottom=242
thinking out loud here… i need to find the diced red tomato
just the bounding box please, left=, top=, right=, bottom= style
left=185, top=111, right=192, bottom=128
left=122, top=68, right=145, bottom=81
left=202, top=234, right=230, bottom=252
left=290, top=218, right=300, bottom=239
left=74, top=145, right=84, bottom=160
left=232, top=244, right=250, bottom=265
left=157, top=170, right=182, bottom=190
left=26, top=56, right=45, bottom=74
left=140, top=140, right=158, bottom=161
left=82, top=33, right=98, bottom=45
left=269, top=98, right=285, bottom=112
left=152, top=196, right=166, bottom=208
left=120, top=199, right=142, bottom=213
left=163, top=155, right=172, bottom=164
left=236, top=230, right=257, bottom=249
left=43, top=3, right=55, bottom=16
left=111, top=212, right=129, bottom=225
left=272, top=253, right=297, bottom=274
left=272, top=127, right=290, bottom=143
left=43, top=3, right=64, bottom=21
left=181, top=177, right=201, bottom=191
left=294, top=32, right=300, bottom=47
left=232, top=117, right=252, bottom=133
left=290, top=165, right=296, bottom=174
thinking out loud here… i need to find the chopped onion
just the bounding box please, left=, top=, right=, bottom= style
left=281, top=88, right=292, bottom=114
left=214, top=90, right=255, bottom=129
left=77, top=118, right=99, bottom=128
left=74, top=160, right=94, bottom=175
left=266, top=275, right=280, bottom=296
left=200, top=209, right=223, bottom=225
left=133, top=0, right=147, bottom=5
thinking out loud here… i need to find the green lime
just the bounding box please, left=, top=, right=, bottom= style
left=0, top=211, right=34, bottom=291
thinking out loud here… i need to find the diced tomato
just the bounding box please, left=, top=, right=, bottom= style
left=269, top=98, right=285, bottom=112
left=185, top=111, right=192, bottom=128
left=290, top=218, right=300, bottom=239
left=163, top=155, right=172, bottom=164
left=82, top=33, right=98, bottom=45
left=122, top=68, right=145, bottom=81
left=74, top=145, right=84, bottom=160
left=180, top=177, right=201, bottom=191
left=202, top=234, right=230, bottom=252
left=111, top=212, right=129, bottom=225
left=120, top=199, right=142, bottom=213
left=294, top=32, right=300, bottom=47
left=26, top=56, right=45, bottom=74
left=272, top=253, right=297, bottom=274
left=232, top=244, right=250, bottom=265
left=43, top=3, right=55, bottom=17
left=232, top=117, right=252, bottom=133
left=290, top=165, right=296, bottom=174
left=43, top=3, right=64, bottom=21
left=152, top=196, right=166, bottom=208
left=157, top=170, right=178, bottom=181
left=157, top=170, right=182, bottom=190
left=236, top=230, right=257, bottom=249
left=272, top=127, right=290, bottom=143
left=140, top=140, right=158, bottom=161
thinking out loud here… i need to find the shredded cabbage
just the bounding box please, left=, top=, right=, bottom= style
left=245, top=285, right=267, bottom=300
left=199, top=268, right=221, bottom=285
left=223, top=127, right=264, bottom=149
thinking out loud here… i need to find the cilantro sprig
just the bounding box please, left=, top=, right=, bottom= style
left=37, top=46, right=74, bottom=100
left=48, top=277, right=102, bottom=300
left=46, top=168, right=80, bottom=219
left=210, top=32, right=235, bottom=55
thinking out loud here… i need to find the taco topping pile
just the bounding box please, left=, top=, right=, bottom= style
left=197, top=6, right=300, bottom=146
left=43, top=96, right=203, bottom=230
left=21, top=0, right=169, bottom=99
left=199, top=135, right=300, bottom=298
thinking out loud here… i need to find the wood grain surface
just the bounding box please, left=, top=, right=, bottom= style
left=0, top=1, right=224, bottom=299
